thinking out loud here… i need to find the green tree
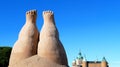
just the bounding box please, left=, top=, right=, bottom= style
left=0, top=47, right=12, bottom=67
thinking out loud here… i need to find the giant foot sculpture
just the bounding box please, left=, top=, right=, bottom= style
left=38, top=10, right=68, bottom=66
left=9, top=10, right=39, bottom=66
left=9, top=10, right=68, bottom=67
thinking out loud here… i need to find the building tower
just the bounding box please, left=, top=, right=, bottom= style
left=76, top=52, right=83, bottom=66
left=101, top=57, right=108, bottom=67
left=72, top=51, right=84, bottom=67
left=72, top=59, right=76, bottom=67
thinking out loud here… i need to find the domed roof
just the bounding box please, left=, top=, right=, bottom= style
left=76, top=51, right=83, bottom=60
left=102, top=57, right=107, bottom=62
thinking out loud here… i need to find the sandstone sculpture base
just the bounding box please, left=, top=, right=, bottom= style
left=9, top=55, right=68, bottom=67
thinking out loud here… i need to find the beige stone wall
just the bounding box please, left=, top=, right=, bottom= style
left=88, top=63, right=101, bottom=67
left=82, top=61, right=87, bottom=67
left=72, top=62, right=109, bottom=67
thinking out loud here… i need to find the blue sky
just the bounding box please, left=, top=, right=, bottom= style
left=0, top=0, right=120, bottom=67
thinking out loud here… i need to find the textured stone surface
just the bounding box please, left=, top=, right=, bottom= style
left=9, top=10, right=68, bottom=67
left=9, top=10, right=39, bottom=66
left=9, top=55, right=68, bottom=67
left=38, top=11, right=68, bottom=66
